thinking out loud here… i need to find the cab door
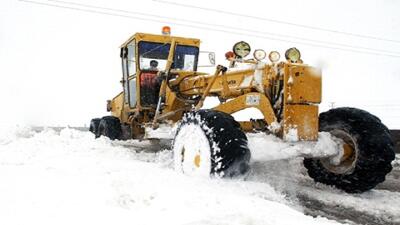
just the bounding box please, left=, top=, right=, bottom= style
left=121, top=40, right=137, bottom=108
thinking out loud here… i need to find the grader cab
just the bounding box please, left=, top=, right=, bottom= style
left=90, top=27, right=395, bottom=193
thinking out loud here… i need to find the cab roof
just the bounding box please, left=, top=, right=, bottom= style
left=120, top=33, right=200, bottom=48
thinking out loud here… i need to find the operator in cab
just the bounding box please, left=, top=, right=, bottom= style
left=140, top=60, right=160, bottom=107
left=149, top=60, right=159, bottom=71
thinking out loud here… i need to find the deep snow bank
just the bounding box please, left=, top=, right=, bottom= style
left=0, top=127, right=341, bottom=225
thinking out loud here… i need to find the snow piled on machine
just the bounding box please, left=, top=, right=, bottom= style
left=0, top=127, right=342, bottom=225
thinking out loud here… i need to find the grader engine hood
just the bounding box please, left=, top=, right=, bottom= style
left=281, top=64, right=322, bottom=141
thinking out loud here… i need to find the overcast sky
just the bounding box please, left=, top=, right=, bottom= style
left=1, top=0, right=399, bottom=128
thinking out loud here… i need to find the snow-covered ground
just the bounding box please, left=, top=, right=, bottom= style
left=0, top=127, right=399, bottom=225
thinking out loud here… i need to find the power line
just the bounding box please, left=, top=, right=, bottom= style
left=18, top=0, right=246, bottom=32
left=153, top=0, right=400, bottom=44
left=18, top=0, right=400, bottom=58
left=46, top=0, right=400, bottom=56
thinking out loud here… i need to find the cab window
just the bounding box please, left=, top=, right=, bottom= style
left=128, top=77, right=136, bottom=108
left=138, top=41, right=199, bottom=72
left=127, top=42, right=136, bottom=76
left=139, top=42, right=170, bottom=71
left=121, top=40, right=137, bottom=108
left=174, top=45, right=199, bottom=71
left=121, top=49, right=129, bottom=104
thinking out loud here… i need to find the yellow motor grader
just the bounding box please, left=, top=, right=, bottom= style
left=90, top=27, right=395, bottom=193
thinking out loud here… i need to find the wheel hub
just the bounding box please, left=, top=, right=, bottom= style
left=320, top=129, right=358, bottom=174
left=194, top=154, right=201, bottom=168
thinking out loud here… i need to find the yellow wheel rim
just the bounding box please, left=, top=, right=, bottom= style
left=194, top=154, right=201, bottom=168
left=321, top=129, right=358, bottom=174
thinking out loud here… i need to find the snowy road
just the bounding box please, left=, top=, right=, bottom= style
left=249, top=155, right=400, bottom=225
left=0, top=127, right=399, bottom=225
left=245, top=133, right=400, bottom=225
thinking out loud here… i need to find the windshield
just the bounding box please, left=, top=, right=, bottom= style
left=138, top=41, right=199, bottom=71
left=174, top=45, right=199, bottom=71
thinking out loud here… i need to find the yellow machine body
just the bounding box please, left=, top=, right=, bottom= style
left=108, top=32, right=322, bottom=141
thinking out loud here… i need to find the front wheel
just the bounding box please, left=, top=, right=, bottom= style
left=173, top=110, right=251, bottom=178
left=304, top=107, right=395, bottom=193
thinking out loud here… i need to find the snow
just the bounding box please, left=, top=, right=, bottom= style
left=247, top=132, right=400, bottom=224
left=286, top=94, right=293, bottom=103
left=393, top=154, right=400, bottom=167
left=145, top=123, right=177, bottom=139
left=248, top=157, right=400, bottom=224
left=173, top=123, right=212, bottom=177
left=227, top=63, right=256, bottom=72
left=284, top=127, right=298, bottom=142
left=267, top=121, right=281, bottom=133
left=288, top=75, right=294, bottom=85
left=0, top=127, right=344, bottom=225
left=232, top=107, right=264, bottom=121
left=248, top=132, right=340, bottom=161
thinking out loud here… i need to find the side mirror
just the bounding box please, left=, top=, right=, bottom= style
left=120, top=47, right=128, bottom=58
left=198, top=51, right=216, bottom=67
left=208, top=52, right=215, bottom=65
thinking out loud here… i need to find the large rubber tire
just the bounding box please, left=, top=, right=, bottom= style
left=173, top=109, right=251, bottom=177
left=89, top=118, right=101, bottom=137
left=304, top=107, right=395, bottom=193
left=97, top=116, right=122, bottom=140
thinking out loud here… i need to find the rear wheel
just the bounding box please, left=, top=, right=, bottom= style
left=304, top=107, right=395, bottom=193
left=97, top=116, right=122, bottom=140
left=89, top=118, right=101, bottom=137
left=173, top=110, right=251, bottom=177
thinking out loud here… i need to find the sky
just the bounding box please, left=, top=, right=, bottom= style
left=0, top=0, right=400, bottom=128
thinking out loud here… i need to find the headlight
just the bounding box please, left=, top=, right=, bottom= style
left=268, top=51, right=280, bottom=63
left=233, top=41, right=251, bottom=58
left=253, top=49, right=267, bottom=61
left=285, top=47, right=301, bottom=63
